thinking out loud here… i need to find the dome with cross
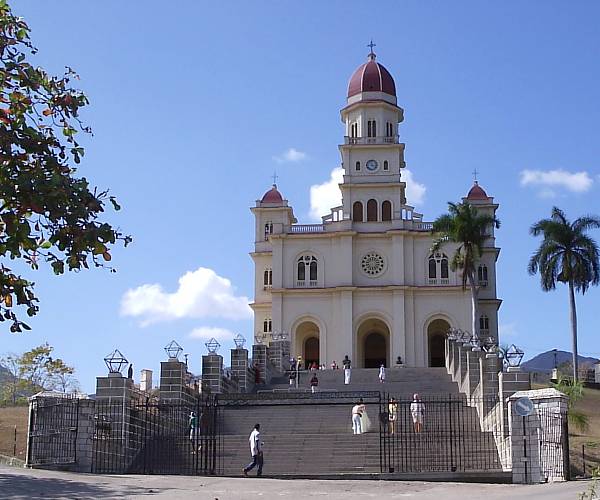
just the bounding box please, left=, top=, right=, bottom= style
left=347, top=42, right=396, bottom=100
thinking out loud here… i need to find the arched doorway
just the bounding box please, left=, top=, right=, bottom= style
left=357, top=317, right=390, bottom=368
left=428, top=318, right=450, bottom=367
left=364, top=332, right=386, bottom=368
left=294, top=320, right=320, bottom=369
left=304, top=337, right=319, bottom=368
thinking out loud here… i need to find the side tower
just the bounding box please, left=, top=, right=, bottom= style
left=250, top=185, right=296, bottom=344
left=463, top=182, right=502, bottom=345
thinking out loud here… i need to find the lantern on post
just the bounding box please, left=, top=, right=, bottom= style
left=164, top=340, right=183, bottom=360
left=505, top=344, right=524, bottom=369
left=205, top=337, right=221, bottom=354
left=233, top=334, right=246, bottom=349
left=104, top=349, right=128, bottom=375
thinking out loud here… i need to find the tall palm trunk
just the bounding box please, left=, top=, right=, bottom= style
left=467, top=271, right=479, bottom=342
left=568, top=279, right=579, bottom=381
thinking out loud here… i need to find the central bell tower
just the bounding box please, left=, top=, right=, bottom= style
left=339, top=48, right=408, bottom=223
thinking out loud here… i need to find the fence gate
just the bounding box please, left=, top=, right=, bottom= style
left=28, top=396, right=79, bottom=466
left=536, top=404, right=570, bottom=481
left=92, top=397, right=219, bottom=475
left=380, top=394, right=503, bottom=473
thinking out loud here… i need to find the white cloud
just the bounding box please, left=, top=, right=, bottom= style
left=499, top=322, right=518, bottom=338
left=121, top=267, right=252, bottom=326
left=520, top=169, right=593, bottom=197
left=308, top=167, right=426, bottom=221
left=273, top=148, right=307, bottom=163
left=403, top=170, right=426, bottom=206
left=189, top=326, right=236, bottom=341
left=309, top=167, right=344, bottom=220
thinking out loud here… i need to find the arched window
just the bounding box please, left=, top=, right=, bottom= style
left=309, top=260, right=317, bottom=281
left=383, top=160, right=389, bottom=171
left=353, top=201, right=363, bottom=222
left=479, top=315, right=489, bottom=332
left=440, top=258, right=449, bottom=279
left=386, top=122, right=394, bottom=137
left=264, top=222, right=273, bottom=240
left=428, top=253, right=449, bottom=284
left=367, top=199, right=378, bottom=221
left=263, top=317, right=272, bottom=333
left=351, top=122, right=358, bottom=138
left=263, top=267, right=272, bottom=288
left=382, top=200, right=392, bottom=221
left=355, top=161, right=361, bottom=171
left=428, top=257, right=437, bottom=279
left=478, top=265, right=488, bottom=285
left=297, top=255, right=318, bottom=287
left=297, top=259, right=305, bottom=281
left=367, top=120, right=377, bottom=138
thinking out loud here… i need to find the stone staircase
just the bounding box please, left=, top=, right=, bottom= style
left=216, top=367, right=506, bottom=479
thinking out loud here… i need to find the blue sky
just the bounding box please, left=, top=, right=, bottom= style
left=4, top=1, right=600, bottom=393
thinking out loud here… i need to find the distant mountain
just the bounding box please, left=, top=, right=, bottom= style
left=522, top=350, right=599, bottom=373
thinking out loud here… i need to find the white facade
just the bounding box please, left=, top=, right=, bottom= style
left=250, top=53, right=501, bottom=369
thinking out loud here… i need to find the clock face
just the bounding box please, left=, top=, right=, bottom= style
left=366, top=159, right=378, bottom=171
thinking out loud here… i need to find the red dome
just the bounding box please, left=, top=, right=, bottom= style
left=467, top=182, right=488, bottom=200
left=261, top=185, right=283, bottom=203
left=347, top=54, right=396, bottom=98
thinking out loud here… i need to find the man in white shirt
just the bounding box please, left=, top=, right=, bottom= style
left=242, top=423, right=263, bottom=476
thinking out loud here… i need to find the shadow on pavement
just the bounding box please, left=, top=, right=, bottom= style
left=0, top=470, right=162, bottom=499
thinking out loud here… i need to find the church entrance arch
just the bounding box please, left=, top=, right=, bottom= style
left=294, top=320, right=320, bottom=369
left=356, top=317, right=390, bottom=368
left=427, top=318, right=450, bottom=367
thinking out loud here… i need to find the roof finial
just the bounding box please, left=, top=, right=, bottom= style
left=271, top=171, right=279, bottom=187
left=367, top=39, right=376, bottom=60
left=472, top=168, right=479, bottom=183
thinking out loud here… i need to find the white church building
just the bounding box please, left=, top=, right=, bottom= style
left=250, top=49, right=501, bottom=369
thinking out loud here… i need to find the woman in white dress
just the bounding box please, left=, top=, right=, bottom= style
left=378, top=364, right=386, bottom=384
left=350, top=398, right=374, bottom=434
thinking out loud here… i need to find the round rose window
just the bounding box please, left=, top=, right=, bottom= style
left=361, top=252, right=385, bottom=276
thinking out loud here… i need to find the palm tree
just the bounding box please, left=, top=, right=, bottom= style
left=528, top=207, right=600, bottom=382
left=432, top=201, right=500, bottom=342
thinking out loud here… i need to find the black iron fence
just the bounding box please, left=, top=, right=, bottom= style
left=379, top=394, right=503, bottom=473
left=92, top=397, right=219, bottom=475
left=27, top=396, right=79, bottom=466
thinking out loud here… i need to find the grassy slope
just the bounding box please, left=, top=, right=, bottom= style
left=0, top=406, right=28, bottom=460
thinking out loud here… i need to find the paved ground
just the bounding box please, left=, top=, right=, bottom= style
left=0, top=465, right=594, bottom=499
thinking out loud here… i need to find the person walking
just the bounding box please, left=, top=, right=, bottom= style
left=378, top=363, right=386, bottom=383
left=351, top=399, right=366, bottom=434
left=310, top=373, right=319, bottom=394
left=343, top=355, right=352, bottom=385
left=242, top=423, right=263, bottom=476
left=289, top=369, right=295, bottom=386
left=410, top=393, right=425, bottom=433
left=188, top=411, right=200, bottom=453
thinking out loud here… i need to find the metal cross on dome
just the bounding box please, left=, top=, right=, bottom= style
left=367, top=39, right=376, bottom=53
left=164, top=340, right=183, bottom=360
left=472, top=168, right=479, bottom=182
left=205, top=337, right=221, bottom=354
left=271, top=171, right=279, bottom=185
left=104, top=349, right=128, bottom=375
